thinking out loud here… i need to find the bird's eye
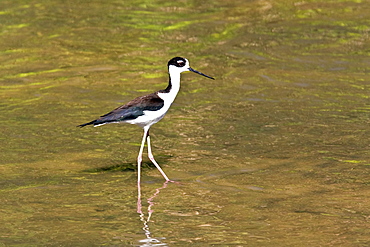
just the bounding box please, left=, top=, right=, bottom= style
left=177, top=60, right=185, bottom=67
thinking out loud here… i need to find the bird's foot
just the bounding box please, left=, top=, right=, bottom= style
left=166, top=179, right=180, bottom=184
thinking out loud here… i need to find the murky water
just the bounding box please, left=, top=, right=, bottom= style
left=1, top=0, right=369, bottom=246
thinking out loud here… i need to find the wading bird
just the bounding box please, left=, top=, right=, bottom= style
left=78, top=57, right=214, bottom=183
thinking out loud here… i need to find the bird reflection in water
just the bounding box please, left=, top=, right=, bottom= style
left=136, top=181, right=170, bottom=246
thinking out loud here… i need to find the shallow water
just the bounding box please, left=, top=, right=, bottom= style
left=1, top=0, right=369, bottom=246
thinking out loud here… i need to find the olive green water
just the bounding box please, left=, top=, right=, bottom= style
left=1, top=0, right=369, bottom=246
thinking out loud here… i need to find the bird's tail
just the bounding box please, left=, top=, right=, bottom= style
left=77, top=120, right=97, bottom=128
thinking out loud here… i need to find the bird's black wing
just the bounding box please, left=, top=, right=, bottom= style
left=78, top=93, right=164, bottom=127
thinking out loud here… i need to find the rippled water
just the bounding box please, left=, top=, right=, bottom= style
left=1, top=0, right=369, bottom=246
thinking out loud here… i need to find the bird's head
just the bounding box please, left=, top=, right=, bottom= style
left=167, top=57, right=214, bottom=80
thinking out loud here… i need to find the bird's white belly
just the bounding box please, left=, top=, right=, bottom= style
left=126, top=103, right=171, bottom=128
left=125, top=91, right=178, bottom=128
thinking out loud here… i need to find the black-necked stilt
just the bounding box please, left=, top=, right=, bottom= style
left=78, top=57, right=214, bottom=183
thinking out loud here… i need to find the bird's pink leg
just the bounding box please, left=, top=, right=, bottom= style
left=146, top=133, right=172, bottom=182
left=137, top=128, right=149, bottom=185
left=137, top=179, right=143, bottom=213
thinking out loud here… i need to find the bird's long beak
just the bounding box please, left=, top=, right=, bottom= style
left=188, top=67, right=215, bottom=80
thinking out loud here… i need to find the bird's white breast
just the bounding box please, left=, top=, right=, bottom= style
left=126, top=70, right=181, bottom=128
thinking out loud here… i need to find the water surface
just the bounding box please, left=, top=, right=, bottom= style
left=1, top=0, right=369, bottom=246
